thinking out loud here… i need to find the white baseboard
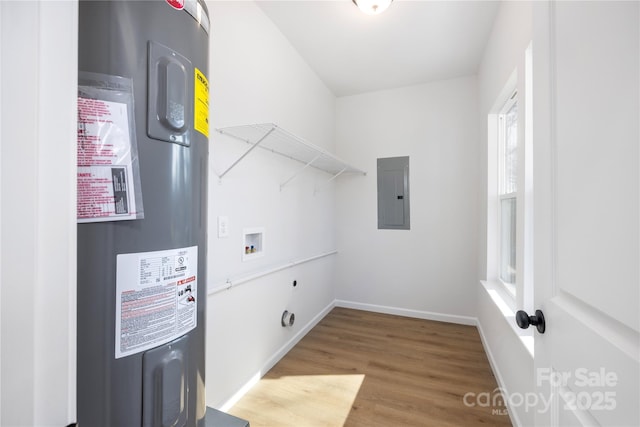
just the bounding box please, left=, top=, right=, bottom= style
left=334, top=299, right=477, bottom=326
left=217, top=300, right=336, bottom=411
left=217, top=299, right=495, bottom=416
left=261, top=301, right=336, bottom=375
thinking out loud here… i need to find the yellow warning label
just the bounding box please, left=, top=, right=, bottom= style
left=194, top=68, right=209, bottom=138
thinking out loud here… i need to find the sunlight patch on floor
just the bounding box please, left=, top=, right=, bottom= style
left=229, top=374, right=365, bottom=427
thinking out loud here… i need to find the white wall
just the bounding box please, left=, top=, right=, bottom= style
left=0, top=1, right=78, bottom=426
left=206, top=1, right=338, bottom=408
left=477, top=2, right=533, bottom=281
left=476, top=2, right=534, bottom=426
left=0, top=1, right=540, bottom=423
left=334, top=76, right=480, bottom=322
left=477, top=284, right=534, bottom=427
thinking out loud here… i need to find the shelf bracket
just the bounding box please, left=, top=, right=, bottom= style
left=217, top=125, right=276, bottom=179
left=280, top=154, right=322, bottom=191
left=314, top=167, right=347, bottom=194
left=327, top=167, right=347, bottom=183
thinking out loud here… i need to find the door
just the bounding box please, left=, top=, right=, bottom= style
left=532, top=1, right=639, bottom=426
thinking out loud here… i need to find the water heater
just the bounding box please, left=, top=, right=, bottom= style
left=77, top=1, right=209, bottom=425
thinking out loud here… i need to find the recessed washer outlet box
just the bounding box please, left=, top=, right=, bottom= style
left=242, top=227, right=265, bottom=261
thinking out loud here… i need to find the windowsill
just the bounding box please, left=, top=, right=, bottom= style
left=499, top=279, right=516, bottom=301
left=480, top=280, right=534, bottom=358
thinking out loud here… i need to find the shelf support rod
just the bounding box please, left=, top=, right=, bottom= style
left=314, top=167, right=347, bottom=195
left=327, top=167, right=347, bottom=183
left=280, top=154, right=322, bottom=191
left=218, top=125, right=276, bottom=179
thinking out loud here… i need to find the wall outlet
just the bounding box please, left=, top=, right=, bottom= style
left=218, top=216, right=229, bottom=238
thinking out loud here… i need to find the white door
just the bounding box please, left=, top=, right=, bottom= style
left=531, top=1, right=639, bottom=426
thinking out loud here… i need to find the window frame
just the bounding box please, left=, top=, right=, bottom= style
left=486, top=44, right=533, bottom=314
left=497, top=91, right=518, bottom=297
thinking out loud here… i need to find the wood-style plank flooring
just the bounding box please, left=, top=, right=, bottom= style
left=229, top=307, right=512, bottom=427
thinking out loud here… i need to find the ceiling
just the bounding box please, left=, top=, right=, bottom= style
left=256, top=0, right=500, bottom=97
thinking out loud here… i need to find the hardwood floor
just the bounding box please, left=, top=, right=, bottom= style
left=228, top=307, right=512, bottom=427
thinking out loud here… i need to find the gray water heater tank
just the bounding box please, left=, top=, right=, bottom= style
left=77, top=1, right=209, bottom=426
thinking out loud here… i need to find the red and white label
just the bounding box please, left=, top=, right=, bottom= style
left=115, top=246, right=198, bottom=359
left=178, top=276, right=196, bottom=286
left=77, top=97, right=139, bottom=223
left=166, top=0, right=184, bottom=10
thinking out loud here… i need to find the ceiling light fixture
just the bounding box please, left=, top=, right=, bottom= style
left=352, top=0, right=393, bottom=15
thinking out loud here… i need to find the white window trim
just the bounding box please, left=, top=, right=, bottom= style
left=488, top=74, right=518, bottom=304
left=497, top=90, right=518, bottom=297
left=486, top=43, right=534, bottom=314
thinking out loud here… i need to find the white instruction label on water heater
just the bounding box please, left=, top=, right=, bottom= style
left=77, top=97, right=139, bottom=222
left=115, top=246, right=198, bottom=359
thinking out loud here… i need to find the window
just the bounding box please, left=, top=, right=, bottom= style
left=499, top=94, right=518, bottom=293
left=486, top=44, right=533, bottom=312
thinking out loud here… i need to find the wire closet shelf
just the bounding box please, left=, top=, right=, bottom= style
left=215, top=123, right=366, bottom=189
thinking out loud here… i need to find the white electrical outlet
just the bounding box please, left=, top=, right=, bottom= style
left=218, top=216, right=229, bottom=238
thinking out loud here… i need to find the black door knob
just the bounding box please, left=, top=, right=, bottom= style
left=516, top=309, right=545, bottom=334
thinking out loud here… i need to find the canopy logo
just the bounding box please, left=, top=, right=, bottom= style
left=463, top=368, right=618, bottom=414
